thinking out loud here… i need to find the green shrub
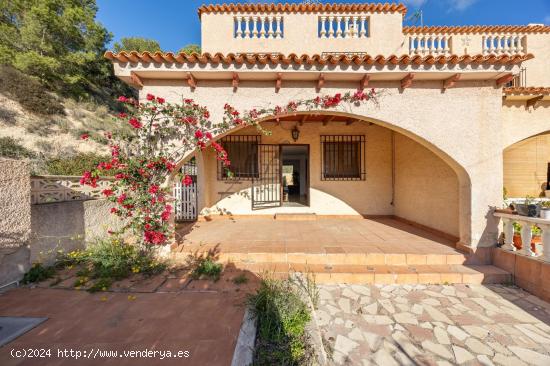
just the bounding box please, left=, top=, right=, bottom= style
left=248, top=278, right=314, bottom=366
left=232, top=273, right=249, bottom=285
left=0, top=136, right=35, bottom=159
left=45, top=153, right=113, bottom=176
left=22, top=263, right=56, bottom=284
left=191, top=257, right=223, bottom=281
left=0, top=66, right=65, bottom=115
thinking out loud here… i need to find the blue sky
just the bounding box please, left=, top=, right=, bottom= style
left=96, top=0, right=550, bottom=52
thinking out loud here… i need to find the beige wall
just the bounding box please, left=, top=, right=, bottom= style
left=394, top=134, right=459, bottom=237
left=0, top=158, right=31, bottom=285
left=202, top=122, right=393, bottom=216
left=523, top=33, right=550, bottom=86
left=201, top=12, right=405, bottom=55
left=503, top=133, right=550, bottom=198
left=502, top=101, right=550, bottom=149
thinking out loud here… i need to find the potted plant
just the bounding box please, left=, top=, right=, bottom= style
left=532, top=225, right=542, bottom=254
left=513, top=222, right=522, bottom=250
left=541, top=201, right=550, bottom=219
left=514, top=196, right=540, bottom=217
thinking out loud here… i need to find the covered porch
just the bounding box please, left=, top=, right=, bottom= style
left=172, top=217, right=508, bottom=285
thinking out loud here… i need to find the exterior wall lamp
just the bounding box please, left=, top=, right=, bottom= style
left=291, top=126, right=300, bottom=142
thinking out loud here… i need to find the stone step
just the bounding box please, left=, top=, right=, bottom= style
left=274, top=213, right=317, bottom=221
left=210, top=263, right=511, bottom=285
left=172, top=250, right=469, bottom=266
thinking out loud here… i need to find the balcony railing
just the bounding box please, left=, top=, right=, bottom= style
left=494, top=212, right=550, bottom=261
left=482, top=34, right=526, bottom=55
left=408, top=34, right=452, bottom=56
left=234, top=15, right=283, bottom=39
left=318, top=15, right=369, bottom=39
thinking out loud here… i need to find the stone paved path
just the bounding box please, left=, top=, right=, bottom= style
left=315, top=284, right=550, bottom=365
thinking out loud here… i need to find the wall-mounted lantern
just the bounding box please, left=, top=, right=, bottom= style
left=291, top=126, right=300, bottom=142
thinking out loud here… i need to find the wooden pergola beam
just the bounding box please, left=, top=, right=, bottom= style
left=186, top=72, right=196, bottom=90
left=130, top=72, right=143, bottom=88
left=359, top=74, right=370, bottom=91
left=317, top=73, right=325, bottom=92
left=400, top=73, right=415, bottom=89
left=346, top=119, right=357, bottom=126
left=496, top=73, right=514, bottom=87
left=232, top=72, right=239, bottom=91
left=526, top=95, right=544, bottom=108
left=299, top=115, right=307, bottom=126
left=322, top=116, right=335, bottom=126
left=443, top=73, right=461, bottom=90
left=275, top=72, right=282, bottom=93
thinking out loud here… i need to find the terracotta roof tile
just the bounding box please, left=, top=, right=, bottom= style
left=403, top=25, right=550, bottom=34
left=105, top=51, right=534, bottom=66
left=503, top=87, right=550, bottom=95
left=197, top=3, right=408, bottom=18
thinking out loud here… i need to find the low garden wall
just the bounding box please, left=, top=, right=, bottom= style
left=0, top=158, right=31, bottom=286
left=493, top=248, right=550, bottom=302
left=30, top=199, right=124, bottom=265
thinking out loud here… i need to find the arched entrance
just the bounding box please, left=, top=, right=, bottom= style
left=172, top=111, right=472, bottom=246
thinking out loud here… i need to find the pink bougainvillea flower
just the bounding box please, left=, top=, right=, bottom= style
left=205, top=132, right=213, bottom=140
left=156, top=97, right=165, bottom=104
left=80, top=133, right=89, bottom=140
left=117, top=194, right=127, bottom=204
left=117, top=96, right=127, bottom=102
left=146, top=93, right=155, bottom=101
left=102, top=189, right=114, bottom=197
left=182, top=175, right=193, bottom=186
left=128, top=118, right=142, bottom=129
left=118, top=112, right=127, bottom=118
left=194, top=130, right=204, bottom=139
left=148, top=185, right=159, bottom=194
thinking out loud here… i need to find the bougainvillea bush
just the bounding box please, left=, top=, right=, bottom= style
left=80, top=89, right=378, bottom=247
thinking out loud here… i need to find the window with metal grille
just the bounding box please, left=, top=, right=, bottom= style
left=321, top=135, right=366, bottom=180
left=217, top=135, right=260, bottom=180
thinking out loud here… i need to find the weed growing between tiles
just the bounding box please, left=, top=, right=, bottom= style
left=247, top=276, right=315, bottom=366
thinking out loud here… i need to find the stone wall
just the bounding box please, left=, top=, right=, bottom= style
left=30, top=199, right=124, bottom=265
left=0, top=158, right=31, bottom=286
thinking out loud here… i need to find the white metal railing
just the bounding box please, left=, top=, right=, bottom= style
left=234, top=15, right=283, bottom=39
left=408, top=34, right=451, bottom=55
left=31, top=175, right=113, bottom=204
left=482, top=34, right=526, bottom=55
left=494, top=212, right=550, bottom=261
left=318, top=15, right=369, bottom=38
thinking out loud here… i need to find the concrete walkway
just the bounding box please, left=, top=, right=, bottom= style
left=315, top=284, right=550, bottom=365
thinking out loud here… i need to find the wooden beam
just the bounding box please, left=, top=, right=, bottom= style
left=317, top=73, right=325, bottom=92
left=232, top=72, right=239, bottom=91
left=526, top=95, right=544, bottom=109
left=322, top=116, right=335, bottom=126
left=275, top=72, right=282, bottom=93
left=130, top=72, right=143, bottom=88
left=400, top=73, right=415, bottom=89
left=346, top=119, right=356, bottom=126
left=186, top=72, right=196, bottom=90
left=299, top=115, right=307, bottom=126
left=443, top=73, right=461, bottom=90
left=359, top=74, right=370, bottom=91
left=496, top=73, right=514, bottom=87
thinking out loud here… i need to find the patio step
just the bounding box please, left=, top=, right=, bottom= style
left=172, top=250, right=470, bottom=266
left=224, top=263, right=511, bottom=285
left=274, top=213, right=317, bottom=221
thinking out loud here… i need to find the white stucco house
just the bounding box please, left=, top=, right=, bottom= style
left=105, top=2, right=550, bottom=270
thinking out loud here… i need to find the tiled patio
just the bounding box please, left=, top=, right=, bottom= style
left=174, top=217, right=459, bottom=255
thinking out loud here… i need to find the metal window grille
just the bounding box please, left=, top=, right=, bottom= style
left=217, top=135, right=261, bottom=180
left=321, top=135, right=366, bottom=181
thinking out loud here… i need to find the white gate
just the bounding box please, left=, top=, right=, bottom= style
left=173, top=162, right=198, bottom=221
